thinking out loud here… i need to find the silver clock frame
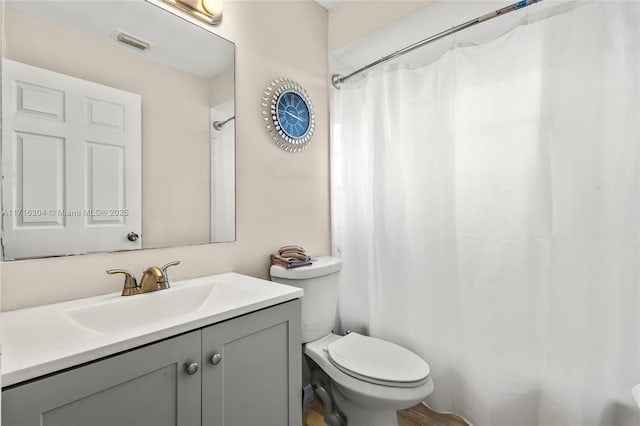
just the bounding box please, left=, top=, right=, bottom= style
left=262, top=78, right=315, bottom=152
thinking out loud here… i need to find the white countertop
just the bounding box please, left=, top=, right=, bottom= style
left=1, top=272, right=303, bottom=387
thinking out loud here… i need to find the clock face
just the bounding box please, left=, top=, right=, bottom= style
left=276, top=91, right=311, bottom=139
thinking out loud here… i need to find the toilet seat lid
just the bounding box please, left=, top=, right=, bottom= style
left=326, top=332, right=430, bottom=387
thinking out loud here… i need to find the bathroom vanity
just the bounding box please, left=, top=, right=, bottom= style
left=1, top=273, right=303, bottom=426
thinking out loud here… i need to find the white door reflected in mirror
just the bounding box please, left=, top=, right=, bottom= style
left=632, top=384, right=640, bottom=408
left=1, top=59, right=142, bottom=260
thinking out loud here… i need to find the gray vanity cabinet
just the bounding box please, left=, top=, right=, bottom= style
left=2, top=300, right=302, bottom=426
left=2, top=330, right=202, bottom=426
left=202, top=299, right=302, bottom=426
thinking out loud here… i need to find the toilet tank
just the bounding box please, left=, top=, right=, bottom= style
left=270, top=256, right=342, bottom=343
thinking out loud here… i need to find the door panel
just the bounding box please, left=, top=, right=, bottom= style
left=14, top=131, right=66, bottom=227
left=86, top=97, right=125, bottom=130
left=85, top=141, right=125, bottom=225
left=15, top=80, right=66, bottom=121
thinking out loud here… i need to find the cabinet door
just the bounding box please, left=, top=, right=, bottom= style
left=202, top=300, right=302, bottom=426
left=3, top=331, right=201, bottom=426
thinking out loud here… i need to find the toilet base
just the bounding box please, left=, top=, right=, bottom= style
left=333, top=386, right=399, bottom=426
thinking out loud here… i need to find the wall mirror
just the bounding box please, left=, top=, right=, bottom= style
left=1, top=0, right=235, bottom=261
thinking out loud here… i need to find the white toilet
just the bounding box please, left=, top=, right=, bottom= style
left=270, top=256, right=434, bottom=426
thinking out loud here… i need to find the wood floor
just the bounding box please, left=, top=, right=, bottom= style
left=304, top=399, right=469, bottom=426
left=397, top=404, right=469, bottom=426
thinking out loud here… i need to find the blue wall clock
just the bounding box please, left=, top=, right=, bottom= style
left=262, top=78, right=315, bottom=152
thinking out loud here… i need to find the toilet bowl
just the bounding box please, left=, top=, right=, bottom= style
left=270, top=256, right=434, bottom=426
left=306, top=332, right=434, bottom=426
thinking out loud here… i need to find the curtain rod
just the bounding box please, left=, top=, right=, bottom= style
left=213, top=116, right=235, bottom=130
left=331, top=0, right=542, bottom=89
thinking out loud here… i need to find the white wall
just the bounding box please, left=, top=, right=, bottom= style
left=210, top=68, right=235, bottom=107
left=1, top=0, right=330, bottom=311
left=328, top=0, right=435, bottom=51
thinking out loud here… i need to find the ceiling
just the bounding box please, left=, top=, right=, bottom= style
left=6, top=0, right=234, bottom=79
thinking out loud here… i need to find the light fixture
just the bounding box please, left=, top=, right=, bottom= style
left=116, top=32, right=150, bottom=51
left=163, top=0, right=223, bottom=25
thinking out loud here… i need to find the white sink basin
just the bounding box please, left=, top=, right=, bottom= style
left=64, top=281, right=256, bottom=335
left=1, top=272, right=303, bottom=387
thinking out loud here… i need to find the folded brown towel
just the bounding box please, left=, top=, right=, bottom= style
left=271, top=254, right=312, bottom=269
left=279, top=245, right=305, bottom=254
left=280, top=251, right=308, bottom=260
left=271, top=245, right=313, bottom=269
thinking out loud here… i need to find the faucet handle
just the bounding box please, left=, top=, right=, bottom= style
left=161, top=261, right=181, bottom=271
left=160, top=261, right=181, bottom=289
left=106, top=269, right=140, bottom=296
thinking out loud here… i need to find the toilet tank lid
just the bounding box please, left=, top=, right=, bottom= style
left=270, top=256, right=342, bottom=279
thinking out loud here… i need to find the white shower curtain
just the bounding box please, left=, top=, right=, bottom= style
left=331, top=2, right=640, bottom=425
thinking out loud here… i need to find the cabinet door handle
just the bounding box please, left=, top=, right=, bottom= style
left=210, top=353, right=222, bottom=365
left=185, top=362, right=199, bottom=375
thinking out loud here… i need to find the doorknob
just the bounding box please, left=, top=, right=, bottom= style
left=127, top=232, right=139, bottom=242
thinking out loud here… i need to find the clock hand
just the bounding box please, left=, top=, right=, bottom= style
left=283, top=110, right=305, bottom=122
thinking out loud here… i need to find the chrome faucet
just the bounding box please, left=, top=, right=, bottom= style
left=107, top=261, right=181, bottom=296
